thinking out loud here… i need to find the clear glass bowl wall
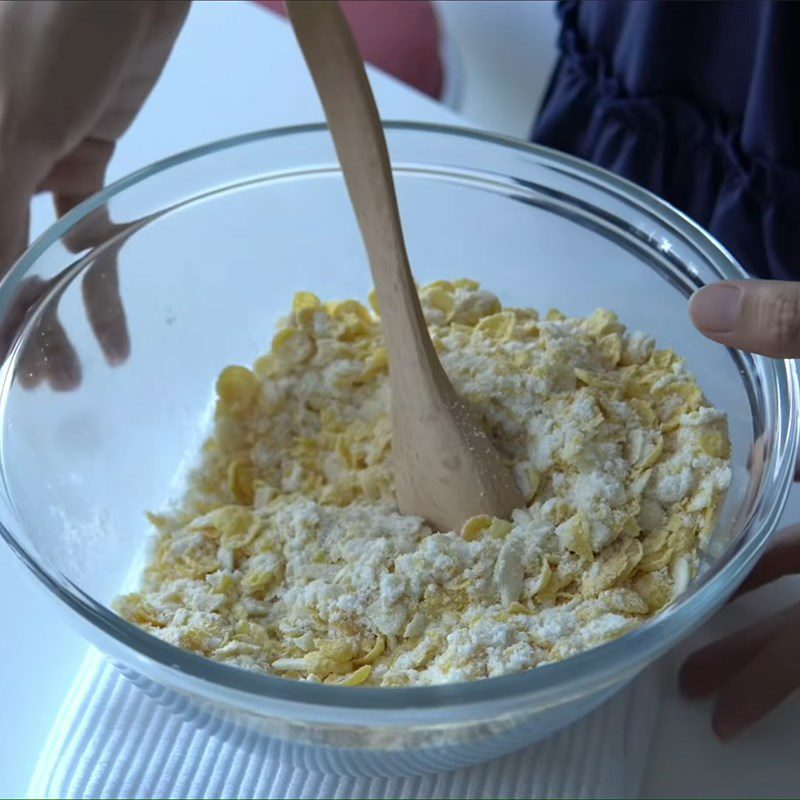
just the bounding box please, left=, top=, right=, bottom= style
left=0, top=124, right=796, bottom=777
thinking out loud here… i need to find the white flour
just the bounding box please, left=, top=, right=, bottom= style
left=115, top=281, right=731, bottom=686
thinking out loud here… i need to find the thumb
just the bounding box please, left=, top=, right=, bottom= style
left=689, top=280, right=800, bottom=358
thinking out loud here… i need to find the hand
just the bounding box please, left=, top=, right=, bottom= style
left=684, top=279, right=800, bottom=738
left=0, top=0, right=189, bottom=386
left=679, top=526, right=800, bottom=739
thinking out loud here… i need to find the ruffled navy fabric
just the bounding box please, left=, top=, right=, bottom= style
left=532, top=0, right=800, bottom=280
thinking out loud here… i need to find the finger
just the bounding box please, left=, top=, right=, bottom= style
left=0, top=173, right=31, bottom=277
left=733, top=525, right=800, bottom=598
left=57, top=193, right=132, bottom=367
left=17, top=337, right=46, bottom=390
left=0, top=276, right=51, bottom=389
left=13, top=293, right=81, bottom=392
left=35, top=281, right=82, bottom=391
left=0, top=275, right=47, bottom=363
left=37, top=138, right=114, bottom=207
left=43, top=320, right=82, bottom=391
left=45, top=138, right=116, bottom=255
left=81, top=241, right=130, bottom=365
left=712, top=605, right=800, bottom=740
left=45, top=141, right=130, bottom=365
left=689, top=280, right=800, bottom=358
left=679, top=608, right=791, bottom=699
left=80, top=214, right=152, bottom=366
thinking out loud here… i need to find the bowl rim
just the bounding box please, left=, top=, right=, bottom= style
left=1, top=120, right=797, bottom=712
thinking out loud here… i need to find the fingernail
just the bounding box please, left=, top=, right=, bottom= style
left=690, top=284, right=743, bottom=333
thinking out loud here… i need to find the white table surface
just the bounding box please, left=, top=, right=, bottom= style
left=1, top=2, right=798, bottom=797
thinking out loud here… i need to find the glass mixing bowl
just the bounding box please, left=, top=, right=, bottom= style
left=0, top=123, right=796, bottom=777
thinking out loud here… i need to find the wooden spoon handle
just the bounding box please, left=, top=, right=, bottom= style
left=285, top=0, right=439, bottom=383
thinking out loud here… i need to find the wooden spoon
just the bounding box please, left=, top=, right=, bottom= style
left=286, top=0, right=524, bottom=532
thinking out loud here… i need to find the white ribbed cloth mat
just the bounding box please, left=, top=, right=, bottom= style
left=29, top=650, right=661, bottom=799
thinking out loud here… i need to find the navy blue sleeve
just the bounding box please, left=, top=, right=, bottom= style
left=532, top=0, right=800, bottom=280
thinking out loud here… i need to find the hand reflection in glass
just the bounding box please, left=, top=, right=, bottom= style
left=0, top=207, right=138, bottom=391
left=0, top=1, right=189, bottom=387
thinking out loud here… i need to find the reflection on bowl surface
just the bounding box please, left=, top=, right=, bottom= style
left=0, top=123, right=796, bottom=776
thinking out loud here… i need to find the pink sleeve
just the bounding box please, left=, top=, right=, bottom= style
left=256, top=0, right=443, bottom=99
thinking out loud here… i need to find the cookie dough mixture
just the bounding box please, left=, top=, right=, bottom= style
left=115, top=279, right=731, bottom=686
